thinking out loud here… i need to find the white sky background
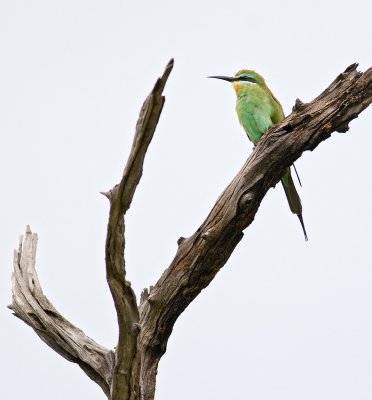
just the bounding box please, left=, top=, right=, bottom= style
left=1, top=1, right=372, bottom=399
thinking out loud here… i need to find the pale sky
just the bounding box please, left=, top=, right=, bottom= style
left=1, top=1, right=372, bottom=399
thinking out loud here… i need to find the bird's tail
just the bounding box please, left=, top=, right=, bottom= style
left=281, top=168, right=308, bottom=241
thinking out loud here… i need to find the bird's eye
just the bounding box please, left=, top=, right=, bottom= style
left=239, top=75, right=257, bottom=83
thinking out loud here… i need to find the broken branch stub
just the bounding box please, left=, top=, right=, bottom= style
left=9, top=226, right=114, bottom=397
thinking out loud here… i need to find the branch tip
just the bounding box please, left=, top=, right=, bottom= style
left=10, top=227, right=113, bottom=396
left=153, top=59, right=175, bottom=94
left=140, top=288, right=149, bottom=304
left=343, top=63, right=359, bottom=74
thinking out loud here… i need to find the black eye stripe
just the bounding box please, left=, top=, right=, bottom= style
left=239, top=76, right=257, bottom=83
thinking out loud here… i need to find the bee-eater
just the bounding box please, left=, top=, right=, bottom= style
left=209, top=70, right=308, bottom=241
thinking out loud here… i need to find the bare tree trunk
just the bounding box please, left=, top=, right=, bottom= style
left=9, top=61, right=372, bottom=400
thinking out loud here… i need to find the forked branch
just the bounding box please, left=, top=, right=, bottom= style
left=9, top=62, right=372, bottom=400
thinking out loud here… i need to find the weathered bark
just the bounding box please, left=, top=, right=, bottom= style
left=9, top=62, right=372, bottom=400
left=103, top=59, right=174, bottom=400
left=137, top=63, right=372, bottom=400
left=9, top=226, right=114, bottom=397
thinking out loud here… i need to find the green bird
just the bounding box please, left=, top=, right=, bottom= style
left=209, top=70, right=308, bottom=241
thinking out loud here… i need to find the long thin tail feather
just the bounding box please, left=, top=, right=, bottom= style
left=297, top=214, right=308, bottom=241
left=281, top=169, right=308, bottom=241
left=292, top=163, right=302, bottom=187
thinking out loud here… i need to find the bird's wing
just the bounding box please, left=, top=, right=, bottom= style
left=238, top=104, right=273, bottom=144
left=254, top=106, right=274, bottom=135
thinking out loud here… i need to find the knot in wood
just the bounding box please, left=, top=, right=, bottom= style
left=201, top=229, right=215, bottom=241
left=132, top=322, right=141, bottom=333
left=147, top=294, right=157, bottom=305
left=239, top=192, right=254, bottom=209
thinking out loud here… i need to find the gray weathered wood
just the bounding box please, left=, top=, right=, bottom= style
left=9, top=226, right=114, bottom=397
left=9, top=62, right=372, bottom=400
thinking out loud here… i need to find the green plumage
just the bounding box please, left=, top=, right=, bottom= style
left=234, top=70, right=284, bottom=144
left=210, top=70, right=308, bottom=240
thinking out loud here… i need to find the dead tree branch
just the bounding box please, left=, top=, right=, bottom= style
left=137, top=63, right=372, bottom=399
left=9, top=226, right=114, bottom=397
left=103, top=59, right=173, bottom=400
left=9, top=62, right=372, bottom=400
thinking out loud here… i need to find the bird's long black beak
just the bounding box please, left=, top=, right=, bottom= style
left=208, top=75, right=235, bottom=82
